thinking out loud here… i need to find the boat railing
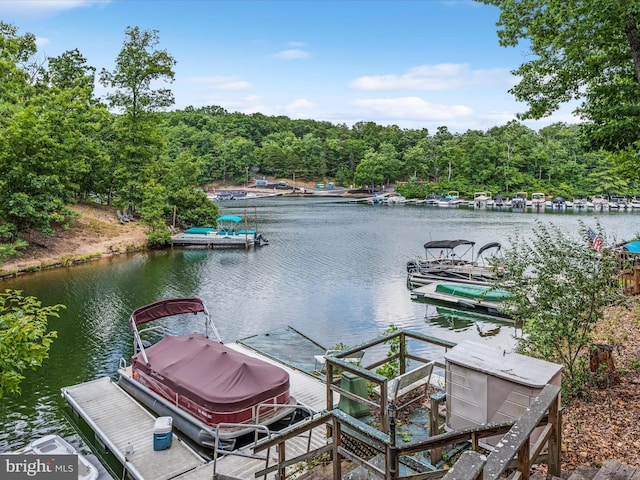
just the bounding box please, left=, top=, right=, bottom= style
left=213, top=403, right=316, bottom=476
left=255, top=402, right=314, bottom=425
left=213, top=423, right=272, bottom=475
left=118, top=357, right=128, bottom=370
left=136, top=325, right=166, bottom=347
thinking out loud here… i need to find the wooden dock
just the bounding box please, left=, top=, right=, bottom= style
left=61, top=339, right=332, bottom=480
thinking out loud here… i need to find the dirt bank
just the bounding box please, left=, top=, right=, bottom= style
left=0, top=203, right=148, bottom=278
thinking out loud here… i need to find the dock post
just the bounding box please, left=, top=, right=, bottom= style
left=388, top=403, right=398, bottom=479
left=332, top=416, right=342, bottom=479
left=548, top=392, right=562, bottom=478
left=429, top=390, right=446, bottom=464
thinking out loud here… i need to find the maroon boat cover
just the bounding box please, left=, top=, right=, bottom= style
left=130, top=298, right=206, bottom=330
left=132, top=334, right=290, bottom=412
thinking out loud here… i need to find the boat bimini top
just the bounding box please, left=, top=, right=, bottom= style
left=130, top=297, right=222, bottom=365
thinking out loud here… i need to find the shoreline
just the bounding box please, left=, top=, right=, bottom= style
left=0, top=203, right=148, bottom=280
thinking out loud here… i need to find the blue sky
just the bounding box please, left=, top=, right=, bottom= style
left=0, top=0, right=578, bottom=133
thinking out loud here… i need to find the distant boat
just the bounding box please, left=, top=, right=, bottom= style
left=531, top=192, right=546, bottom=209
left=16, top=434, right=99, bottom=480
left=511, top=192, right=527, bottom=209
left=573, top=197, right=588, bottom=209
left=384, top=194, right=406, bottom=204
left=473, top=192, right=492, bottom=209
left=591, top=194, right=609, bottom=210
left=424, top=194, right=444, bottom=206
left=551, top=197, right=567, bottom=210
left=407, top=239, right=502, bottom=286
left=438, top=191, right=464, bottom=207
left=493, top=194, right=508, bottom=209
left=609, top=195, right=629, bottom=210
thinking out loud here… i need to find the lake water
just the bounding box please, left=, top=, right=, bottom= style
left=1, top=197, right=638, bottom=451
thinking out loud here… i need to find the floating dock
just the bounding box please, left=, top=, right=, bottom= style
left=62, top=376, right=208, bottom=480
left=411, top=281, right=510, bottom=318
left=170, top=232, right=266, bottom=248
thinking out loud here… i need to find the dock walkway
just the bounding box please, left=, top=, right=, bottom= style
left=62, top=376, right=207, bottom=480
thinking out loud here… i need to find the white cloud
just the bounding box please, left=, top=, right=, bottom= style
left=0, top=0, right=109, bottom=16
left=273, top=49, right=310, bottom=60
left=482, top=110, right=518, bottom=125
left=283, top=98, right=315, bottom=117
left=350, top=63, right=512, bottom=91
left=287, top=98, right=314, bottom=109
left=351, top=96, right=473, bottom=121
left=35, top=36, right=49, bottom=47
left=184, top=76, right=252, bottom=90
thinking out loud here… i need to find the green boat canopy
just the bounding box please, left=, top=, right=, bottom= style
left=435, top=283, right=510, bottom=302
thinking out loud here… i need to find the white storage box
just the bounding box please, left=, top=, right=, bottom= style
left=153, top=416, right=173, bottom=451
left=445, top=341, right=562, bottom=449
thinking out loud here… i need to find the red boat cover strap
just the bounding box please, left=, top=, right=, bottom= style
left=132, top=335, right=290, bottom=412
left=130, top=298, right=206, bottom=329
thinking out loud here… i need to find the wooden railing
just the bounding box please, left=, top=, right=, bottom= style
left=248, top=329, right=561, bottom=479
left=251, top=383, right=561, bottom=480
left=323, top=328, right=456, bottom=432
left=619, top=265, right=640, bottom=295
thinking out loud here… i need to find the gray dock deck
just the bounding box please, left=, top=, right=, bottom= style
left=62, top=376, right=207, bottom=480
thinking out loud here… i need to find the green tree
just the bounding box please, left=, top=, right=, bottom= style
left=378, top=142, right=403, bottom=185
left=0, top=22, right=36, bottom=108
left=496, top=221, right=623, bottom=397
left=354, top=149, right=384, bottom=189
left=0, top=290, right=64, bottom=398
left=140, top=180, right=171, bottom=247
left=478, top=0, right=640, bottom=152
left=100, top=26, right=176, bottom=208
left=161, top=150, right=219, bottom=228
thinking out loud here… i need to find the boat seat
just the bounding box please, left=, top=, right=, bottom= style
left=314, top=349, right=364, bottom=372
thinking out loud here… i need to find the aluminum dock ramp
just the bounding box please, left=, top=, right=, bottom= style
left=62, top=376, right=208, bottom=480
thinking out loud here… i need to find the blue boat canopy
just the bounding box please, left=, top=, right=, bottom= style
left=623, top=241, right=640, bottom=253
left=217, top=215, right=243, bottom=223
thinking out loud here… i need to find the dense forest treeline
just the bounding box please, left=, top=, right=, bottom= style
left=163, top=107, right=632, bottom=201
left=0, top=21, right=637, bottom=256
